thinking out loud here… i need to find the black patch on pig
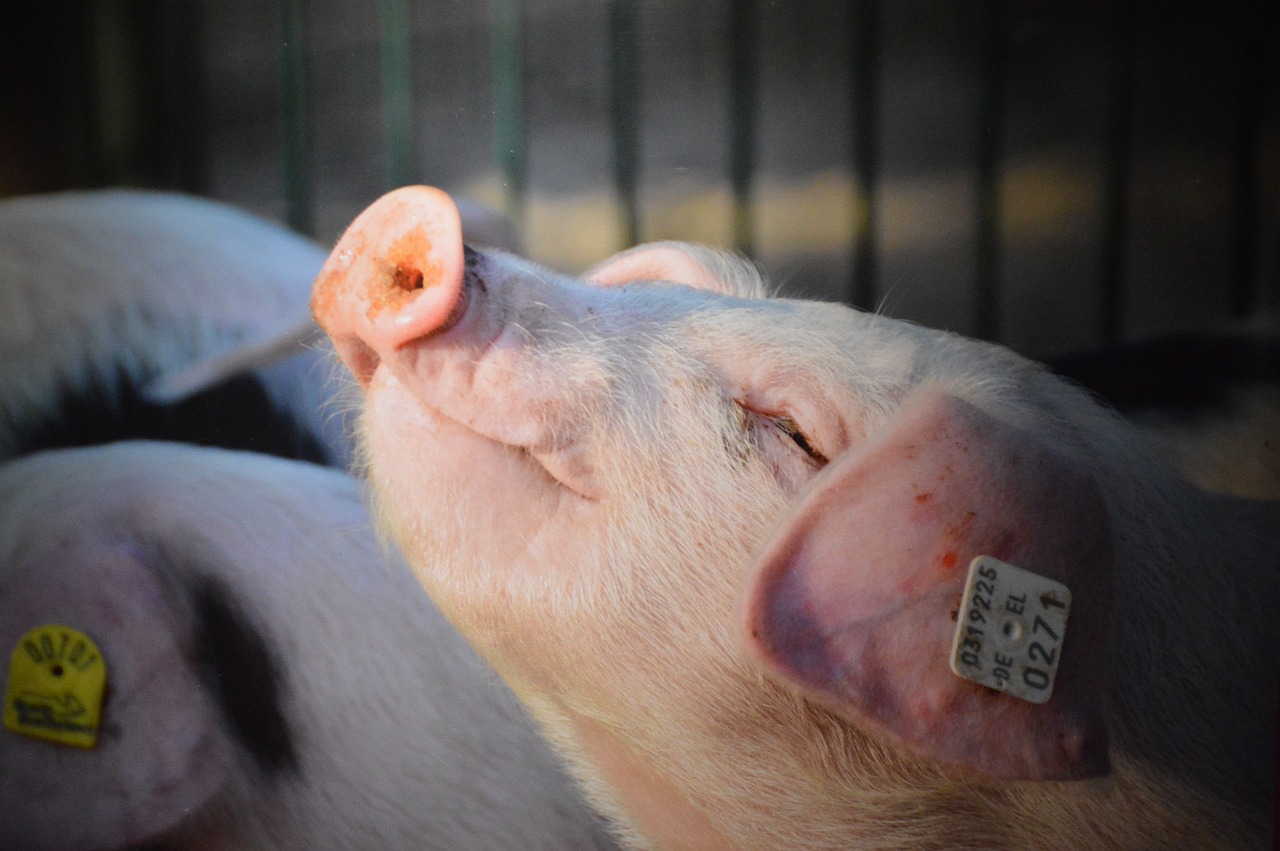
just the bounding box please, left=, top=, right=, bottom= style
left=1050, top=332, right=1280, bottom=416
left=11, top=365, right=329, bottom=463
left=190, top=577, right=299, bottom=775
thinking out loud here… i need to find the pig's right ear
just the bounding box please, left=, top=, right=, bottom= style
left=1, top=547, right=235, bottom=847
left=741, top=387, right=1113, bottom=782
left=585, top=242, right=741, bottom=295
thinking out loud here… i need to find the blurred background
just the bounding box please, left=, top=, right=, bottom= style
left=2, top=0, right=1276, bottom=360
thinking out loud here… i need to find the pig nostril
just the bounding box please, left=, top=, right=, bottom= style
left=392, top=264, right=424, bottom=293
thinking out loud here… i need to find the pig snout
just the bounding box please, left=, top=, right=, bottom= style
left=311, top=186, right=469, bottom=385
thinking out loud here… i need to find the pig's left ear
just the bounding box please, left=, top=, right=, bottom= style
left=585, top=242, right=738, bottom=294
left=742, top=386, right=1112, bottom=781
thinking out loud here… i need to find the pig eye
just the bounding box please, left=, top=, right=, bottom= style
left=772, top=415, right=827, bottom=464
left=734, top=402, right=828, bottom=470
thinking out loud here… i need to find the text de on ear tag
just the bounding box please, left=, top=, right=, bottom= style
left=949, top=556, right=1071, bottom=704
left=4, top=625, right=107, bottom=748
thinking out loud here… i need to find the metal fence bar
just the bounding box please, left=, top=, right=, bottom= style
left=850, top=0, right=881, bottom=311
left=607, top=0, right=641, bottom=247
left=381, top=0, right=417, bottom=189
left=1099, top=2, right=1136, bottom=344
left=973, top=0, right=1005, bottom=341
left=490, top=0, right=526, bottom=231
left=274, top=0, right=314, bottom=236
left=1230, top=0, right=1265, bottom=318
left=159, top=0, right=209, bottom=195
left=727, top=0, right=758, bottom=257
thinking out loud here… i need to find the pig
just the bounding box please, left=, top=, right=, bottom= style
left=312, top=186, right=1279, bottom=850
left=0, top=440, right=615, bottom=850
left=0, top=189, right=517, bottom=469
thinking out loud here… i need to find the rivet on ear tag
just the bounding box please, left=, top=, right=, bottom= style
left=949, top=556, right=1071, bottom=704
left=4, top=625, right=107, bottom=748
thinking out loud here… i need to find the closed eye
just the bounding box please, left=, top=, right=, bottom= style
left=771, top=415, right=828, bottom=464
left=734, top=401, right=828, bottom=468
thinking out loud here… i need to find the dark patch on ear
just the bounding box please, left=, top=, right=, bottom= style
left=190, top=577, right=298, bottom=775
left=10, top=364, right=329, bottom=463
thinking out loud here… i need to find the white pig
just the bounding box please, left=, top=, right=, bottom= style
left=0, top=441, right=614, bottom=850
left=312, top=186, right=1279, bottom=850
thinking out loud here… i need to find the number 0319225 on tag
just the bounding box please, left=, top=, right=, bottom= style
left=949, top=555, right=1071, bottom=704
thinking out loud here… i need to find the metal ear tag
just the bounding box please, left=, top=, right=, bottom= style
left=949, top=556, right=1071, bottom=704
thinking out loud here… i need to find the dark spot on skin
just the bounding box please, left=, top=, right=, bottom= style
left=950, top=609, right=959, bottom=622
left=191, top=578, right=298, bottom=775
left=939, top=551, right=959, bottom=569
left=915, top=492, right=932, bottom=504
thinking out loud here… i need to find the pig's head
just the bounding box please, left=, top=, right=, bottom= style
left=313, top=187, right=1263, bottom=849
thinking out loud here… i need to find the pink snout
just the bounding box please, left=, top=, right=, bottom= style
left=311, top=185, right=467, bottom=385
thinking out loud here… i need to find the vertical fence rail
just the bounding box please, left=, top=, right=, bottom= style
left=607, top=0, right=642, bottom=247
left=973, top=0, right=1005, bottom=341
left=490, top=0, right=526, bottom=232
left=381, top=0, right=417, bottom=189
left=1230, top=0, right=1265, bottom=318
left=157, top=0, right=208, bottom=194
left=850, top=0, right=881, bottom=311
left=1099, top=2, right=1136, bottom=344
left=253, top=2, right=1269, bottom=339
left=274, top=0, right=314, bottom=236
left=727, top=0, right=758, bottom=257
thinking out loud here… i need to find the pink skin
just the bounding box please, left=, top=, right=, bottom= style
left=312, top=187, right=1278, bottom=849
left=311, top=185, right=467, bottom=387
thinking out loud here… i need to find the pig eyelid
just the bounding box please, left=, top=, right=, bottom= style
left=772, top=415, right=828, bottom=464
left=736, top=402, right=828, bottom=466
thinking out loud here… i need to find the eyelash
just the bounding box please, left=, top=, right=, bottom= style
left=734, top=402, right=827, bottom=466
left=771, top=415, right=827, bottom=464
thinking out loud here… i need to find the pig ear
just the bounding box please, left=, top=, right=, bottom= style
left=0, top=547, right=235, bottom=846
left=742, top=387, right=1112, bottom=781
left=142, top=313, right=321, bottom=403
left=585, top=242, right=738, bottom=294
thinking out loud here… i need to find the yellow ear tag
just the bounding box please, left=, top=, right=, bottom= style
left=4, top=625, right=107, bottom=748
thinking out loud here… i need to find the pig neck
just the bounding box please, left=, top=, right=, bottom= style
left=569, top=713, right=739, bottom=851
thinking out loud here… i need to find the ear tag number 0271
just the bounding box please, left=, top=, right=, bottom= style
left=4, top=625, right=107, bottom=748
left=949, top=555, right=1071, bottom=704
